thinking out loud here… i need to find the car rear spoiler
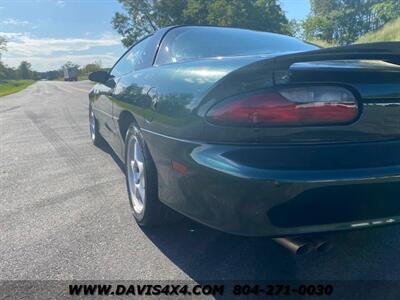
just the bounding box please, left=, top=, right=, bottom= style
left=273, top=42, right=400, bottom=84
left=198, top=42, right=400, bottom=113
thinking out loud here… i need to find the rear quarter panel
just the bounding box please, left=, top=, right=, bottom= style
left=112, top=56, right=262, bottom=140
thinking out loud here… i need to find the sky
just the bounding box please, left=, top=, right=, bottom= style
left=0, top=0, right=310, bottom=72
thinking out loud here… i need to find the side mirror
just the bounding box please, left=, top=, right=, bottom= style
left=89, top=71, right=109, bottom=83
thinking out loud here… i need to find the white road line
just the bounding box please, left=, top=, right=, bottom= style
left=55, top=84, right=90, bottom=94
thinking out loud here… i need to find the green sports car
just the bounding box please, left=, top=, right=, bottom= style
left=89, top=25, right=400, bottom=237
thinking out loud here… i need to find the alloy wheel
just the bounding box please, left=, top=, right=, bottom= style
left=127, top=135, right=146, bottom=214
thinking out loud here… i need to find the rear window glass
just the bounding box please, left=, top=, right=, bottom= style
left=156, top=26, right=317, bottom=65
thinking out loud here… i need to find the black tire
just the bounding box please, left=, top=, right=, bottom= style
left=125, top=123, right=170, bottom=227
left=89, top=106, right=105, bottom=147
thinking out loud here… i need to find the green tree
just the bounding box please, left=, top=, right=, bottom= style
left=82, top=63, right=102, bottom=74
left=371, top=0, right=400, bottom=29
left=0, top=36, right=7, bottom=78
left=43, top=70, right=63, bottom=80
left=112, top=0, right=161, bottom=47
left=0, top=36, right=6, bottom=60
left=0, top=63, right=7, bottom=80
left=17, top=61, right=32, bottom=79
left=80, top=61, right=103, bottom=77
left=303, top=0, right=400, bottom=45
left=112, top=0, right=290, bottom=47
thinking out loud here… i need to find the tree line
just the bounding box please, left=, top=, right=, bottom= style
left=112, top=0, right=293, bottom=47
left=113, top=0, right=400, bottom=47
left=0, top=57, right=104, bottom=81
left=304, top=0, right=400, bottom=45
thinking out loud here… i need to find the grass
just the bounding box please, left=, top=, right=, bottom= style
left=78, top=74, right=89, bottom=81
left=305, top=18, right=400, bottom=48
left=357, top=18, right=400, bottom=43
left=0, top=80, right=35, bottom=97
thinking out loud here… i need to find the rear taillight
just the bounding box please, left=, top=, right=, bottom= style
left=206, top=86, right=358, bottom=126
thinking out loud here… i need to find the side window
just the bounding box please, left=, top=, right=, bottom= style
left=110, top=36, right=153, bottom=77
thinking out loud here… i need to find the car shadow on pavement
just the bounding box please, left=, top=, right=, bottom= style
left=96, top=142, right=126, bottom=174
left=141, top=217, right=400, bottom=281
left=141, top=218, right=298, bottom=281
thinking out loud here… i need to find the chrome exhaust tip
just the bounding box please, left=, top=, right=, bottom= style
left=272, top=237, right=314, bottom=256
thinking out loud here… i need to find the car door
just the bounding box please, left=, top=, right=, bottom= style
left=94, top=38, right=151, bottom=151
left=110, top=35, right=157, bottom=159
left=94, top=70, right=119, bottom=142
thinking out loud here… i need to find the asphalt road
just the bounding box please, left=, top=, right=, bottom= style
left=1, top=81, right=400, bottom=284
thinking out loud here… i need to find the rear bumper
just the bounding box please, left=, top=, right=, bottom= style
left=143, top=129, right=400, bottom=236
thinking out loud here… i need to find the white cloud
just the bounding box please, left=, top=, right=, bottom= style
left=1, top=32, right=122, bottom=71
left=0, top=32, right=29, bottom=39
left=1, top=18, right=30, bottom=26
left=5, top=34, right=121, bottom=56
left=56, top=0, right=66, bottom=7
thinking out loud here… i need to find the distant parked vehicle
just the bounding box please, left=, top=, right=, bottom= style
left=64, top=67, right=78, bottom=81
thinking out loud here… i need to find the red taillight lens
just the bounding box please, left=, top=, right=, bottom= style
left=206, top=86, right=358, bottom=126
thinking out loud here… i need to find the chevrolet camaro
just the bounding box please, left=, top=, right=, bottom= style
left=88, top=25, right=400, bottom=237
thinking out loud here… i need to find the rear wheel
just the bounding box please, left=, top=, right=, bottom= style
left=89, top=107, right=105, bottom=147
left=125, top=123, right=170, bottom=227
